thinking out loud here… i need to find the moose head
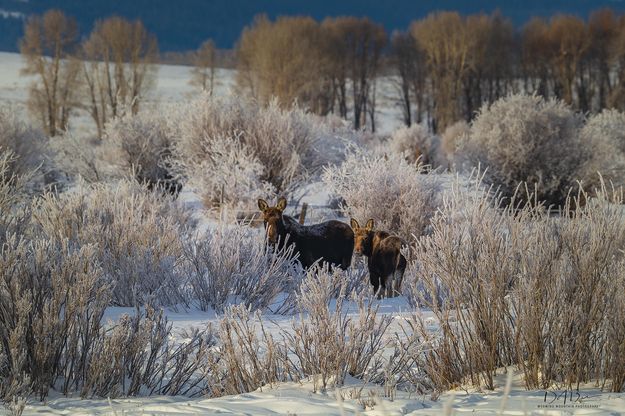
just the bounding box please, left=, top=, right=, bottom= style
left=258, top=197, right=287, bottom=245
left=350, top=218, right=375, bottom=256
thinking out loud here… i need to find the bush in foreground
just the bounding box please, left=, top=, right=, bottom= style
left=404, top=177, right=625, bottom=393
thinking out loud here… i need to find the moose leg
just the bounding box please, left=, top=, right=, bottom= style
left=393, top=255, right=407, bottom=296
left=384, top=274, right=393, bottom=298
left=370, top=273, right=382, bottom=298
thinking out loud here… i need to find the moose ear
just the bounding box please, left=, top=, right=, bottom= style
left=276, top=197, right=287, bottom=211
left=258, top=199, right=269, bottom=212
left=365, top=219, right=374, bottom=231
left=350, top=218, right=360, bottom=229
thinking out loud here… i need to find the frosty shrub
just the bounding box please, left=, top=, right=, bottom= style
left=405, top=178, right=625, bottom=392
left=0, top=238, right=219, bottom=400
left=103, top=109, right=181, bottom=194
left=283, top=268, right=392, bottom=392
left=388, top=124, right=444, bottom=168
left=31, top=180, right=191, bottom=307
left=50, top=133, right=104, bottom=183
left=580, top=109, right=625, bottom=188
left=0, top=106, right=47, bottom=184
left=0, top=237, right=109, bottom=400
left=0, top=150, right=35, bottom=243
left=82, top=308, right=220, bottom=398
left=323, top=152, right=445, bottom=240
left=457, top=94, right=592, bottom=207
left=181, top=223, right=301, bottom=313
left=183, top=132, right=276, bottom=212
left=216, top=305, right=294, bottom=395
left=172, top=94, right=351, bottom=212
left=440, top=120, right=469, bottom=164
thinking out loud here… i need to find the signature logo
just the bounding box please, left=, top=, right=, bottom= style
left=542, top=388, right=600, bottom=406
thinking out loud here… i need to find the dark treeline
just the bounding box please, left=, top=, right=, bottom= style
left=235, top=9, right=625, bottom=133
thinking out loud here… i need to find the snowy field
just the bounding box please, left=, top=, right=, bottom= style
left=2, top=51, right=625, bottom=416
left=0, top=51, right=404, bottom=137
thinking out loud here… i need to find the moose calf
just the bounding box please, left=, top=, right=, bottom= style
left=350, top=218, right=407, bottom=298
left=258, top=197, right=354, bottom=270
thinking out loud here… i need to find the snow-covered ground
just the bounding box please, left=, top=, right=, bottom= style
left=0, top=51, right=404, bottom=136
left=16, top=296, right=625, bottom=416
left=2, top=51, right=625, bottom=415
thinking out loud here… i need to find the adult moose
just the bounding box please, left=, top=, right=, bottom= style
left=350, top=218, right=407, bottom=298
left=258, top=197, right=354, bottom=270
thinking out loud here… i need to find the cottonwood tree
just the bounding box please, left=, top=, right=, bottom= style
left=589, top=9, right=618, bottom=110
left=81, top=17, right=158, bottom=138
left=521, top=18, right=555, bottom=99
left=548, top=15, right=591, bottom=108
left=412, top=12, right=471, bottom=132
left=323, top=17, right=387, bottom=131
left=462, top=13, right=515, bottom=119
left=391, top=31, right=428, bottom=127
left=190, top=39, right=217, bottom=95
left=20, top=9, right=81, bottom=137
left=608, top=14, right=625, bottom=110
left=236, top=15, right=327, bottom=112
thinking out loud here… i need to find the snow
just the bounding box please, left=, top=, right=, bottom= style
left=0, top=51, right=403, bottom=136
left=14, top=369, right=625, bottom=415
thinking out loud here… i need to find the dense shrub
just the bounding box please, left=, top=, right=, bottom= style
left=457, top=94, right=592, bottom=207
left=0, top=237, right=108, bottom=400
left=0, top=107, right=47, bottom=177
left=31, top=180, right=191, bottom=307
left=580, top=109, right=625, bottom=188
left=0, top=150, right=35, bottom=243
left=323, top=152, right=445, bottom=240
left=103, top=109, right=181, bottom=194
left=387, top=124, right=437, bottom=166
left=172, top=94, right=352, bottom=213
left=0, top=237, right=219, bottom=400
left=181, top=223, right=301, bottom=313
left=404, top=178, right=625, bottom=392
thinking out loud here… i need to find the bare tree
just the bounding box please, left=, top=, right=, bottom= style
left=391, top=31, right=427, bottom=126
left=548, top=15, right=591, bottom=107
left=236, top=15, right=327, bottom=112
left=20, top=9, right=81, bottom=137
left=190, top=39, right=216, bottom=95
left=81, top=16, right=158, bottom=137
left=323, top=17, right=387, bottom=131
left=521, top=17, right=555, bottom=99
left=608, top=14, right=625, bottom=110
left=462, top=13, right=515, bottom=120
left=412, top=12, right=471, bottom=132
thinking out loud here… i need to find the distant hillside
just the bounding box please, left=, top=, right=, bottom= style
left=1, top=0, right=625, bottom=52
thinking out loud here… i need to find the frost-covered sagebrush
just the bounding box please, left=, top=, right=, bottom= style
left=580, top=109, right=625, bottom=188
left=407, top=180, right=625, bottom=392
left=172, top=94, right=352, bottom=213
left=181, top=223, right=301, bottom=313
left=103, top=108, right=180, bottom=193
left=323, top=152, right=444, bottom=240
left=31, top=180, right=191, bottom=307
left=387, top=124, right=444, bottom=168
left=457, top=94, right=592, bottom=207
left=0, top=106, right=47, bottom=186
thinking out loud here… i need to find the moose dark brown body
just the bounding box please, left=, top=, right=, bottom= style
left=351, top=219, right=407, bottom=298
left=259, top=198, right=354, bottom=270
